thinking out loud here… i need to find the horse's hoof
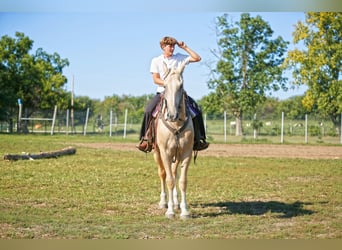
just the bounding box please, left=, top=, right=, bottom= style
left=180, top=214, right=191, bottom=220
left=159, top=203, right=167, bottom=209
left=165, top=213, right=175, bottom=219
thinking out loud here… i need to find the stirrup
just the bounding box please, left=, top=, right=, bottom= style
left=136, top=139, right=153, bottom=153
left=193, top=140, right=209, bottom=151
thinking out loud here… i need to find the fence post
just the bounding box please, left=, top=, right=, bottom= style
left=83, top=107, right=90, bottom=136
left=280, top=112, right=284, bottom=143
left=18, top=100, right=22, bottom=133
left=340, top=112, right=342, bottom=144
left=50, top=105, right=57, bottom=135
left=66, top=109, right=69, bottom=135
left=109, top=110, right=113, bottom=137
left=204, top=113, right=207, bottom=133
left=253, top=113, right=257, bottom=139
left=305, top=114, right=308, bottom=144
left=123, top=109, right=128, bottom=139
left=224, top=111, right=227, bottom=143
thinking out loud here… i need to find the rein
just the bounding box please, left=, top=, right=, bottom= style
left=161, top=113, right=190, bottom=138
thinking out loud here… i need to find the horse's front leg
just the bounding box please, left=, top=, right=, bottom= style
left=159, top=155, right=177, bottom=219
left=158, top=167, right=167, bottom=209
left=172, top=160, right=180, bottom=210
left=165, top=169, right=176, bottom=218
left=179, top=157, right=191, bottom=219
left=154, top=150, right=167, bottom=209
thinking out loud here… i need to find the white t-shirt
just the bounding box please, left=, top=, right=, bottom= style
left=150, top=53, right=191, bottom=93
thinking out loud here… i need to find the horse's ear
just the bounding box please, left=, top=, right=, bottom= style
left=178, top=61, right=187, bottom=74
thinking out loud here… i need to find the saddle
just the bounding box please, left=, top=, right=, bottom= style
left=140, top=93, right=202, bottom=153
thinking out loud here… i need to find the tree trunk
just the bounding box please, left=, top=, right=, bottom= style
left=331, top=113, right=341, bottom=136
left=235, top=115, right=243, bottom=136
left=3, top=147, right=76, bottom=161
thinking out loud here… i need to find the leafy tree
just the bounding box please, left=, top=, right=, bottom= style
left=198, top=92, right=225, bottom=119
left=94, top=95, right=122, bottom=125
left=208, top=13, right=288, bottom=135
left=92, top=94, right=151, bottom=128
left=124, top=94, right=151, bottom=123
left=0, top=32, right=33, bottom=122
left=73, top=95, right=96, bottom=111
left=285, top=12, right=342, bottom=133
left=277, top=95, right=307, bottom=120
left=256, top=97, right=280, bottom=120
left=0, top=32, right=69, bottom=130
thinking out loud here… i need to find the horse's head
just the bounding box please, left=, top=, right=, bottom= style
left=163, top=61, right=186, bottom=122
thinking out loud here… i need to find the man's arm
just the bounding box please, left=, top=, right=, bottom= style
left=152, top=72, right=164, bottom=86
left=177, top=41, right=201, bottom=62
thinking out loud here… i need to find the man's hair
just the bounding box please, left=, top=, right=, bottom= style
left=160, top=36, right=177, bottom=49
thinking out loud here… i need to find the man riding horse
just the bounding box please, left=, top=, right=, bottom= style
left=137, top=36, right=209, bottom=153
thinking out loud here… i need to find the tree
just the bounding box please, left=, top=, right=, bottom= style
left=0, top=32, right=33, bottom=122
left=285, top=12, right=342, bottom=133
left=0, top=32, right=69, bottom=130
left=256, top=97, right=280, bottom=120
left=277, top=95, right=306, bottom=120
left=208, top=13, right=288, bottom=135
left=198, top=92, right=224, bottom=119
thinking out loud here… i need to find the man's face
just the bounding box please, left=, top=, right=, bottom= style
left=163, top=44, right=175, bottom=57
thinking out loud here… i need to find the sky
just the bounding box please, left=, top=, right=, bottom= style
left=2, top=0, right=335, bottom=101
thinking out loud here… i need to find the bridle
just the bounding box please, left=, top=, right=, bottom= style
left=161, top=82, right=190, bottom=132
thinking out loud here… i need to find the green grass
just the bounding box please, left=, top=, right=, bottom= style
left=0, top=134, right=341, bottom=239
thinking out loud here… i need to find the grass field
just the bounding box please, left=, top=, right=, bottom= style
left=0, top=134, right=341, bottom=239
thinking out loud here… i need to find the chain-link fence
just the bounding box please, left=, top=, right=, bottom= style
left=1, top=107, right=341, bottom=144
left=204, top=112, right=341, bottom=144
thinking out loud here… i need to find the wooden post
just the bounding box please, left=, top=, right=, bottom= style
left=71, top=75, right=75, bottom=134
left=66, top=109, right=69, bottom=135
left=84, top=107, right=90, bottom=136
left=123, top=109, right=128, bottom=139
left=51, top=105, right=57, bottom=135
left=109, top=110, right=113, bottom=137
left=18, top=99, right=22, bottom=133
left=280, top=112, right=284, bottom=143
left=224, top=111, right=227, bottom=143
left=253, top=113, right=257, bottom=139
left=305, top=114, right=308, bottom=144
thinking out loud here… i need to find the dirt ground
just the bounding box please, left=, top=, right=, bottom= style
left=74, top=142, right=342, bottom=159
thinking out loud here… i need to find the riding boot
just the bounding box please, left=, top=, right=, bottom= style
left=192, top=115, right=209, bottom=151
left=137, top=94, right=161, bottom=153
left=137, top=118, right=154, bottom=153
left=137, top=138, right=153, bottom=153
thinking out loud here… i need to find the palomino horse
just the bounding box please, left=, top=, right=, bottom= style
left=153, top=61, right=194, bottom=219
